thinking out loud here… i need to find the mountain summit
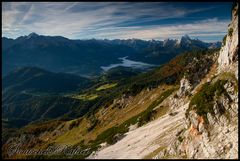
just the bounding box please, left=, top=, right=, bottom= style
left=27, top=32, right=39, bottom=39
left=180, top=34, right=191, bottom=42
left=182, top=34, right=191, bottom=39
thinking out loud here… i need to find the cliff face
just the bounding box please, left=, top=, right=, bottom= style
left=218, top=3, right=238, bottom=77
left=154, top=3, right=238, bottom=159
left=157, top=79, right=238, bottom=159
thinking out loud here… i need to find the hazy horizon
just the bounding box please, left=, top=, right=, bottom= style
left=1, top=32, right=224, bottom=43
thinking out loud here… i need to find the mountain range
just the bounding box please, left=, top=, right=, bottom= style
left=2, top=33, right=221, bottom=77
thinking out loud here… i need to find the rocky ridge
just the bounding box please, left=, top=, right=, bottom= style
left=154, top=3, right=238, bottom=159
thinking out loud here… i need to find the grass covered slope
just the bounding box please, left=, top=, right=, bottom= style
left=2, top=48, right=220, bottom=159
left=187, top=80, right=227, bottom=121
left=2, top=67, right=95, bottom=127
left=3, top=67, right=92, bottom=93
left=96, top=83, right=118, bottom=91
left=186, top=71, right=237, bottom=123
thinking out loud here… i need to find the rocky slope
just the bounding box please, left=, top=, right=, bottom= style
left=88, top=93, right=189, bottom=159
left=154, top=3, right=239, bottom=159
left=88, top=3, right=239, bottom=159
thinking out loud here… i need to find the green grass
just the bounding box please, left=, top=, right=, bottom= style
left=218, top=72, right=238, bottom=93
left=20, top=119, right=64, bottom=136
left=143, top=146, right=166, bottom=159
left=178, top=136, right=184, bottom=143
left=138, top=87, right=178, bottom=126
left=228, top=27, right=233, bottom=37
left=91, top=87, right=178, bottom=146
left=222, top=35, right=227, bottom=46
left=96, top=83, right=118, bottom=91
left=187, top=79, right=228, bottom=123
left=71, top=94, right=98, bottom=101
left=87, top=117, right=100, bottom=132
left=68, top=119, right=81, bottom=130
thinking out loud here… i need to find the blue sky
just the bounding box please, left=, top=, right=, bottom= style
left=2, top=2, right=233, bottom=42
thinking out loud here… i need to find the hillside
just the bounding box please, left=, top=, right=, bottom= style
left=3, top=67, right=92, bottom=93
left=1, top=3, right=237, bottom=160
left=2, top=67, right=94, bottom=128
left=2, top=46, right=221, bottom=159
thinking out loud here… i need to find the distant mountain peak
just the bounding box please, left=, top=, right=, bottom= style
left=163, top=38, right=177, bottom=47
left=182, top=34, right=191, bottom=39
left=27, top=32, right=39, bottom=39
left=180, top=34, right=192, bottom=45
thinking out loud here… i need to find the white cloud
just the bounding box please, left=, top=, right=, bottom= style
left=85, top=18, right=229, bottom=42
left=2, top=2, right=231, bottom=42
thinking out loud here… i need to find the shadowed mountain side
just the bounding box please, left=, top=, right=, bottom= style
left=3, top=67, right=92, bottom=93
left=2, top=34, right=221, bottom=77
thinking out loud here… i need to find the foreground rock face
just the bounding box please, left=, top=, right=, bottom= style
left=218, top=3, right=238, bottom=72
left=177, top=76, right=192, bottom=97
left=156, top=81, right=238, bottom=159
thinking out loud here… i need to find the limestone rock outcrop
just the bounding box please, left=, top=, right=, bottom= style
left=218, top=3, right=238, bottom=72
left=177, top=76, right=192, bottom=97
